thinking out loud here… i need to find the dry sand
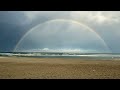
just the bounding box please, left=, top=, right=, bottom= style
left=0, top=57, right=120, bottom=79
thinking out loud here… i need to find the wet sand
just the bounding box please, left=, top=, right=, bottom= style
left=0, top=57, right=120, bottom=79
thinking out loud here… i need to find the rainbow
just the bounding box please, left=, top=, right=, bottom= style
left=14, top=19, right=111, bottom=52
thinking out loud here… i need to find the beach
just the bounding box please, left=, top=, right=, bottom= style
left=0, top=57, right=120, bottom=79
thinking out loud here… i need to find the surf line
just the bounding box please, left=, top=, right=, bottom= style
left=14, top=19, right=111, bottom=52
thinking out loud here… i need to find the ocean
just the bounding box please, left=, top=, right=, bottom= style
left=0, top=52, right=120, bottom=60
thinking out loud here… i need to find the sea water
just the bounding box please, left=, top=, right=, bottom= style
left=0, top=52, right=120, bottom=60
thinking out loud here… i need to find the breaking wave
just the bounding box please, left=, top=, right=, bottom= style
left=0, top=52, right=120, bottom=60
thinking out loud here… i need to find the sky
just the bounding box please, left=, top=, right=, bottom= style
left=0, top=11, right=120, bottom=53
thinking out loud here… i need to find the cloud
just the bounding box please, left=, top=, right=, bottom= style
left=1, top=11, right=120, bottom=52
left=23, top=11, right=70, bottom=22
left=22, top=11, right=120, bottom=26
left=70, top=11, right=120, bottom=25
left=23, top=11, right=43, bottom=21
left=0, top=11, right=30, bottom=25
left=0, top=11, right=33, bottom=52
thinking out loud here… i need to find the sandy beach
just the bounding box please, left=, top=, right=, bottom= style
left=0, top=57, right=120, bottom=79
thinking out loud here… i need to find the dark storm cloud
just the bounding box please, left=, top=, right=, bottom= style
left=0, top=11, right=29, bottom=25
left=0, top=11, right=32, bottom=52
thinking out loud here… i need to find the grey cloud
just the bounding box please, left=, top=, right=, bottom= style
left=0, top=11, right=32, bottom=52
left=0, top=11, right=120, bottom=53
